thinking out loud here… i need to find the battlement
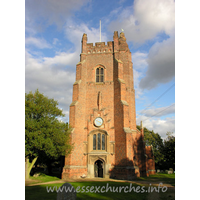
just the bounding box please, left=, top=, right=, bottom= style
left=81, top=31, right=129, bottom=55
left=86, top=41, right=113, bottom=54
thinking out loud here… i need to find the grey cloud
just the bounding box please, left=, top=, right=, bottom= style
left=26, top=0, right=90, bottom=32
left=139, top=36, right=175, bottom=89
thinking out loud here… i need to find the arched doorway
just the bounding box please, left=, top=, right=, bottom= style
left=94, top=160, right=103, bottom=178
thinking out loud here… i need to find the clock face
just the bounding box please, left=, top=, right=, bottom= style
left=94, top=117, right=103, bottom=127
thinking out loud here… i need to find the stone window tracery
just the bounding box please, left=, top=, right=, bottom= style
left=96, top=67, right=104, bottom=82
left=93, top=133, right=106, bottom=150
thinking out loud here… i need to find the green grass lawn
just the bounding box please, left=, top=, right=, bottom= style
left=25, top=173, right=175, bottom=200
left=26, top=174, right=60, bottom=185
left=136, top=173, right=175, bottom=186
left=26, top=182, right=149, bottom=200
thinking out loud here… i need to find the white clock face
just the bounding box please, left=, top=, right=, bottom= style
left=94, top=117, right=103, bottom=127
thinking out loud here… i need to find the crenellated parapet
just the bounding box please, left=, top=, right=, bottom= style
left=85, top=41, right=113, bottom=54
left=81, top=31, right=130, bottom=57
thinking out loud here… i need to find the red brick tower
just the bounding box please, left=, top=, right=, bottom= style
left=62, top=31, right=155, bottom=179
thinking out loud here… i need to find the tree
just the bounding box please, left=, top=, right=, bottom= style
left=137, top=125, right=175, bottom=170
left=137, top=125, right=164, bottom=169
left=162, top=132, right=175, bottom=170
left=25, top=89, right=72, bottom=179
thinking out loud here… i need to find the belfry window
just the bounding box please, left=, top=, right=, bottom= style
left=96, top=67, right=104, bottom=82
left=93, top=133, right=106, bottom=150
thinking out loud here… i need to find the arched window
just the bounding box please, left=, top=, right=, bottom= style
left=93, top=133, right=106, bottom=150
left=93, top=134, right=96, bottom=150
left=96, top=67, right=104, bottom=82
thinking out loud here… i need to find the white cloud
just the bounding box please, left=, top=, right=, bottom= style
left=25, top=37, right=52, bottom=49
left=65, top=21, right=108, bottom=48
left=133, top=0, right=175, bottom=38
left=132, top=51, right=148, bottom=70
left=43, top=51, right=79, bottom=70
left=134, top=69, right=144, bottom=99
left=137, top=115, right=175, bottom=139
left=136, top=102, right=175, bottom=139
left=132, top=51, right=148, bottom=99
left=109, top=0, right=175, bottom=44
left=25, top=21, right=108, bottom=122
left=53, top=38, right=59, bottom=45
left=25, top=50, right=76, bottom=122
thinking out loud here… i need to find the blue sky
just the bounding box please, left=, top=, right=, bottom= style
left=25, top=0, right=175, bottom=139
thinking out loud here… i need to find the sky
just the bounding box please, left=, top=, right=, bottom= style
left=25, top=0, right=175, bottom=139
left=3, top=0, right=200, bottom=196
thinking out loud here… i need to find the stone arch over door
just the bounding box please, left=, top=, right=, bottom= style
left=87, top=155, right=109, bottom=178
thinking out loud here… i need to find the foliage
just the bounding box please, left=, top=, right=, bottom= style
left=137, top=126, right=175, bottom=170
left=162, top=132, right=175, bottom=170
left=25, top=89, right=72, bottom=175
left=137, top=125, right=164, bottom=167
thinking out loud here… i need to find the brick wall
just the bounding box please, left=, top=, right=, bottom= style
left=62, top=31, right=155, bottom=179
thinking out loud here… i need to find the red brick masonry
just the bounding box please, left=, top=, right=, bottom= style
left=62, top=31, right=155, bottom=179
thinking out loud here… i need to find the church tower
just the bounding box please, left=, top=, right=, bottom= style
left=62, top=31, right=155, bottom=179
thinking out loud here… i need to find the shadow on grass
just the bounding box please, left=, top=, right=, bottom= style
left=26, top=174, right=61, bottom=186
left=26, top=179, right=175, bottom=200
left=26, top=184, right=60, bottom=200
left=136, top=173, right=175, bottom=186
left=26, top=182, right=148, bottom=200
